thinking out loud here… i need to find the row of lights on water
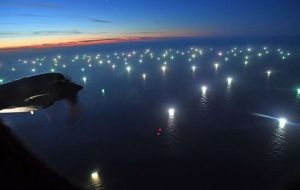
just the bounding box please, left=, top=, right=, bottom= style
left=168, top=107, right=288, bottom=129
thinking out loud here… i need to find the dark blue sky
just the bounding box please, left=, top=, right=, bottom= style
left=0, top=0, right=300, bottom=48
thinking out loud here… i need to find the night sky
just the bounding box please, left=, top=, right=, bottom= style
left=1, top=0, right=300, bottom=49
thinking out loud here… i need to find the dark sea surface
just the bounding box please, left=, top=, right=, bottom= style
left=1, top=39, right=300, bottom=190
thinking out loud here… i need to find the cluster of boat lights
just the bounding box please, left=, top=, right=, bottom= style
left=1, top=46, right=296, bottom=185
left=2, top=46, right=295, bottom=130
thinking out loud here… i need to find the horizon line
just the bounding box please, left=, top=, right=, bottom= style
left=1, top=35, right=300, bottom=52
left=0, top=35, right=192, bottom=52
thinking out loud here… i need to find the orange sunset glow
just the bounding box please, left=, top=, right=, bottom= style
left=0, top=30, right=207, bottom=51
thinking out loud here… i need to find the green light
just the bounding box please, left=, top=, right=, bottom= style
left=50, top=68, right=55, bottom=72
left=297, top=88, right=300, bottom=95
left=0, top=79, right=3, bottom=84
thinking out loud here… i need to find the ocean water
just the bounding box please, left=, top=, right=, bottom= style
left=1, top=40, right=300, bottom=190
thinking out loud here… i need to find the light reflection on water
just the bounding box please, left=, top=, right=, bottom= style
left=224, top=84, right=233, bottom=106
left=88, top=171, right=103, bottom=190
left=165, top=114, right=179, bottom=156
left=296, top=94, right=300, bottom=106
left=269, top=126, right=287, bottom=165
left=199, top=90, right=208, bottom=118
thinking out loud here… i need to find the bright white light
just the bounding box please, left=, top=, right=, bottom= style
left=101, top=89, right=105, bottom=94
left=168, top=108, right=175, bottom=116
left=82, top=77, right=87, bottom=83
left=227, top=77, right=233, bottom=85
left=126, top=66, right=131, bottom=72
left=278, top=118, right=287, bottom=128
left=91, top=172, right=99, bottom=179
left=267, top=70, right=271, bottom=76
left=192, top=65, right=196, bottom=72
left=201, top=86, right=207, bottom=94
left=0, top=107, right=37, bottom=113
left=297, top=88, right=300, bottom=95
left=214, top=63, right=219, bottom=70
left=142, top=73, right=147, bottom=80
left=112, top=64, right=115, bottom=69
left=161, top=66, right=166, bottom=72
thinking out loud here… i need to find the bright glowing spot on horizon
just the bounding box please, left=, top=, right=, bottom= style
left=278, top=118, right=287, bottom=128
left=161, top=66, right=166, bottom=72
left=267, top=70, right=272, bottom=76
left=297, top=88, right=300, bottom=95
left=142, top=73, right=147, bottom=80
left=168, top=108, right=175, bottom=116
